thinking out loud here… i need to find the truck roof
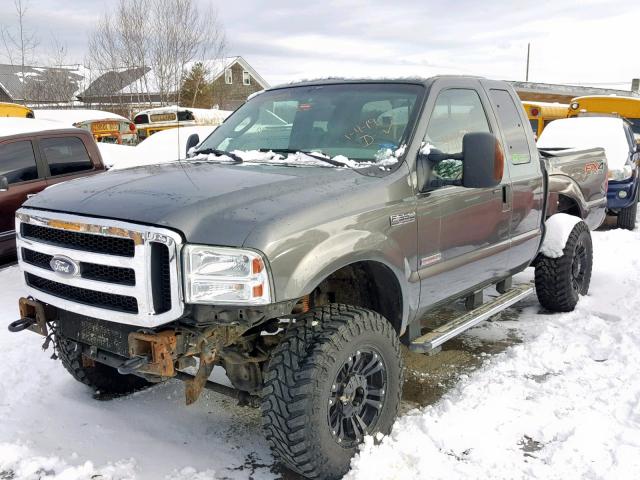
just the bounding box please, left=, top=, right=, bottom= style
left=268, top=75, right=490, bottom=91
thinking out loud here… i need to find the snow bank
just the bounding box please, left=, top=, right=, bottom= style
left=108, top=126, right=217, bottom=170
left=537, top=117, right=630, bottom=170
left=539, top=213, right=581, bottom=258
left=347, top=226, right=640, bottom=480
left=0, top=117, right=68, bottom=137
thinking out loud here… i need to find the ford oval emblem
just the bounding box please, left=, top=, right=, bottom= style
left=49, top=256, right=79, bottom=277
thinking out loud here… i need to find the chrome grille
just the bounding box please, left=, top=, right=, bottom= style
left=16, top=208, right=184, bottom=327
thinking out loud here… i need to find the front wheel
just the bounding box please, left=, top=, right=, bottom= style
left=535, top=220, right=592, bottom=312
left=617, top=189, right=638, bottom=230
left=261, top=305, right=402, bottom=479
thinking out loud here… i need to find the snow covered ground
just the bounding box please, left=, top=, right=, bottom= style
left=1, top=223, right=639, bottom=479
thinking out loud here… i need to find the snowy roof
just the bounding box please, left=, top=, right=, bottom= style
left=0, top=117, right=72, bottom=137
left=34, top=109, right=130, bottom=125
left=511, top=80, right=640, bottom=99
left=0, top=63, right=88, bottom=101
left=537, top=117, right=630, bottom=169
left=78, top=67, right=150, bottom=98
left=133, top=105, right=231, bottom=123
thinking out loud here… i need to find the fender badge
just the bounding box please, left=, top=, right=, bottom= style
left=390, top=212, right=416, bottom=226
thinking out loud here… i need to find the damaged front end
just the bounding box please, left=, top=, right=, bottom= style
left=10, top=297, right=296, bottom=406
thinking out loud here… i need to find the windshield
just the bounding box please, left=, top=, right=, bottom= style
left=196, top=83, right=423, bottom=167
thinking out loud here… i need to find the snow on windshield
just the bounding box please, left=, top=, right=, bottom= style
left=537, top=117, right=630, bottom=170
left=190, top=145, right=406, bottom=171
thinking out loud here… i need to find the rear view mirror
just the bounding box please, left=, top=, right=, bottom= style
left=461, top=132, right=504, bottom=188
left=185, top=133, right=200, bottom=157
left=0, top=176, right=8, bottom=192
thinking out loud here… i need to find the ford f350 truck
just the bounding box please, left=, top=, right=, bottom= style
left=9, top=77, right=607, bottom=479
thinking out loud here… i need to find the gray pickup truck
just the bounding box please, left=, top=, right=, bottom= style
left=10, top=77, right=606, bottom=479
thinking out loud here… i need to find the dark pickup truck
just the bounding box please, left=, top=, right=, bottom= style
left=10, top=77, right=606, bottom=479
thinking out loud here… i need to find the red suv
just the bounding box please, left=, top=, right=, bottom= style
left=0, top=118, right=106, bottom=259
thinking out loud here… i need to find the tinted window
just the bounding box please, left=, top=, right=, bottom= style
left=40, top=137, right=93, bottom=176
left=489, top=89, right=531, bottom=164
left=425, top=89, right=491, bottom=184
left=529, top=119, right=539, bottom=133
left=0, top=140, right=39, bottom=184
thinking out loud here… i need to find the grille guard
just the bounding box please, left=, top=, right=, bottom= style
left=16, top=208, right=185, bottom=327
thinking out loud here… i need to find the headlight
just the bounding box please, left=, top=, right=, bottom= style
left=608, top=164, right=634, bottom=181
left=183, top=245, right=271, bottom=305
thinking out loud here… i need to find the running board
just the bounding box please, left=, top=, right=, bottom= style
left=410, top=282, right=535, bottom=353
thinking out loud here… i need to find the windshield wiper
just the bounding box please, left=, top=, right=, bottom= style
left=260, top=148, right=350, bottom=168
left=192, top=148, right=243, bottom=164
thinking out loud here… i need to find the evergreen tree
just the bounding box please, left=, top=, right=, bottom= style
left=179, top=62, right=213, bottom=108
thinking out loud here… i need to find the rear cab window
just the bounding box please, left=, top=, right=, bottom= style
left=0, top=140, right=40, bottom=184
left=488, top=89, right=531, bottom=165
left=39, top=136, right=94, bottom=176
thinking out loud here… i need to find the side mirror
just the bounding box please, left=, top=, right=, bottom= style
left=461, top=132, right=504, bottom=188
left=0, top=176, right=8, bottom=192
left=185, top=133, right=200, bottom=157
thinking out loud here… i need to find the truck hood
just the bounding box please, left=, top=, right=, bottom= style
left=24, top=161, right=377, bottom=246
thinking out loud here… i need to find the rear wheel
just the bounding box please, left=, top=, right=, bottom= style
left=55, top=333, right=151, bottom=396
left=261, top=305, right=402, bottom=479
left=535, top=220, right=592, bottom=312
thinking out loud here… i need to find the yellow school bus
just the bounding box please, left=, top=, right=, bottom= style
left=133, top=106, right=230, bottom=141
left=521, top=101, right=569, bottom=138
left=568, top=96, right=640, bottom=137
left=0, top=102, right=34, bottom=118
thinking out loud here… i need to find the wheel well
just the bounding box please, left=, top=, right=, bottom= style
left=557, top=194, right=582, bottom=217
left=309, top=261, right=403, bottom=334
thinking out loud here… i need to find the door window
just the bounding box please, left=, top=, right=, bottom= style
left=0, top=140, right=39, bottom=184
left=489, top=89, right=531, bottom=165
left=40, top=137, right=94, bottom=176
left=425, top=89, right=491, bottom=185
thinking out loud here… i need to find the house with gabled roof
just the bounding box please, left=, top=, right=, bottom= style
left=208, top=56, right=270, bottom=110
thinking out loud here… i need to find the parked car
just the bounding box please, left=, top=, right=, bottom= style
left=11, top=77, right=605, bottom=479
left=0, top=118, right=106, bottom=259
left=538, top=116, right=639, bottom=229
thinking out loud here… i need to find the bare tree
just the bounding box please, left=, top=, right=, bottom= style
left=0, top=0, right=40, bottom=103
left=86, top=0, right=226, bottom=109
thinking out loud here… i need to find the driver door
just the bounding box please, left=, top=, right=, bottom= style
left=416, top=81, right=512, bottom=308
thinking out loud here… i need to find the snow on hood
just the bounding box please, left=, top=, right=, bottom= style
left=537, top=117, right=630, bottom=170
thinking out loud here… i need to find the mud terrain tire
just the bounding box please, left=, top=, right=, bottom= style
left=617, top=189, right=638, bottom=230
left=261, top=304, right=402, bottom=479
left=535, top=220, right=592, bottom=312
left=56, top=333, right=151, bottom=395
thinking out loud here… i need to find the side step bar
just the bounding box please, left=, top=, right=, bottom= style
left=410, top=282, right=535, bottom=353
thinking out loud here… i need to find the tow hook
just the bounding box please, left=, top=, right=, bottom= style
left=118, top=355, right=150, bottom=375
left=8, top=317, right=36, bottom=332
left=9, top=297, right=49, bottom=336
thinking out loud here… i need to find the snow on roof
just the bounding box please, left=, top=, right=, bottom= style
left=537, top=116, right=630, bottom=169
left=34, top=109, right=130, bottom=125
left=133, top=105, right=231, bottom=123
left=0, top=117, right=71, bottom=137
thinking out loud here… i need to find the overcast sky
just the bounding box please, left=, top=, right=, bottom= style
left=3, top=0, right=639, bottom=89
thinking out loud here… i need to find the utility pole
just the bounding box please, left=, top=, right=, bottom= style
left=526, top=43, right=530, bottom=82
